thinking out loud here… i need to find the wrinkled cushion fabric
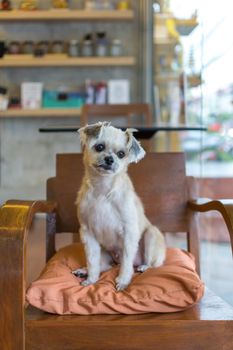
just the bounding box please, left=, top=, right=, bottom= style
left=26, top=243, right=204, bottom=315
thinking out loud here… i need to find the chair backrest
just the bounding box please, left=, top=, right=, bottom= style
left=80, top=103, right=153, bottom=127
left=47, top=152, right=191, bottom=234
left=47, top=152, right=199, bottom=271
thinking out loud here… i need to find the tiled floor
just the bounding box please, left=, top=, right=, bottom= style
left=201, top=241, right=233, bottom=306
left=166, top=234, right=233, bottom=306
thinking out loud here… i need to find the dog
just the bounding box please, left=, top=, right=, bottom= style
left=73, top=122, right=166, bottom=291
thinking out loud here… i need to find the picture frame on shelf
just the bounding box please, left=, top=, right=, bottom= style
left=108, top=79, right=130, bottom=104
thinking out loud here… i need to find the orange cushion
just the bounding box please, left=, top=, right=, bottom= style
left=26, top=243, right=204, bottom=315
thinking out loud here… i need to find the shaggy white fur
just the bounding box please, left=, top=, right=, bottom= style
left=73, top=122, right=166, bottom=291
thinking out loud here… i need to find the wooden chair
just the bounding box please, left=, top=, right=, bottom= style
left=1, top=152, right=233, bottom=350
left=80, top=103, right=153, bottom=127
left=80, top=103, right=154, bottom=151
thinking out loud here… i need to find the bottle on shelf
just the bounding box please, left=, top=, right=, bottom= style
left=153, top=1, right=161, bottom=13
left=110, top=39, right=122, bottom=56
left=22, top=40, right=34, bottom=54
left=68, top=40, right=80, bottom=57
left=1, top=0, right=11, bottom=10
left=0, top=40, right=6, bottom=58
left=0, top=86, right=9, bottom=111
left=95, top=32, right=108, bottom=57
left=95, top=0, right=113, bottom=10
left=38, top=40, right=50, bottom=55
left=82, top=33, right=94, bottom=56
left=52, top=0, right=69, bottom=8
left=85, top=79, right=95, bottom=104
left=8, top=41, right=21, bottom=54
left=117, top=1, right=130, bottom=10
left=95, top=81, right=107, bottom=104
left=51, top=40, right=65, bottom=54
left=19, top=0, right=38, bottom=10
left=84, top=0, right=95, bottom=10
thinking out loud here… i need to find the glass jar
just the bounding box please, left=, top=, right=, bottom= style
left=51, top=40, right=64, bottom=54
left=117, top=0, right=129, bottom=10
left=0, top=86, right=8, bottom=111
left=96, top=43, right=108, bottom=56
left=82, top=40, right=93, bottom=57
left=0, top=41, right=6, bottom=58
left=8, top=41, right=21, bottom=54
left=110, top=39, right=123, bottom=56
left=95, top=32, right=108, bottom=57
left=38, top=41, right=50, bottom=55
left=22, top=41, right=34, bottom=54
left=95, top=0, right=112, bottom=10
left=1, top=0, right=11, bottom=10
left=84, top=0, right=95, bottom=10
left=68, top=40, right=79, bottom=57
left=20, top=0, right=38, bottom=10
left=52, top=0, right=68, bottom=8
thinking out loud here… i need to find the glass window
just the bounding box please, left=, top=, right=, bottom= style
left=154, top=0, right=233, bottom=306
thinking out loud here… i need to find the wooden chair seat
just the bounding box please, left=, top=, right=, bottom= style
left=1, top=152, right=233, bottom=350
left=25, top=289, right=233, bottom=350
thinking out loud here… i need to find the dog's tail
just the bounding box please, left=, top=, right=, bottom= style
left=143, top=225, right=166, bottom=267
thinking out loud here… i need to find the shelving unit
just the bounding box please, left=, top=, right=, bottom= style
left=0, top=8, right=136, bottom=117
left=154, top=10, right=200, bottom=126
left=154, top=38, right=177, bottom=46
left=175, top=18, right=198, bottom=36
left=0, top=4, right=139, bottom=196
left=187, top=74, right=202, bottom=88
left=155, top=14, right=198, bottom=36
left=0, top=108, right=81, bottom=118
left=0, top=54, right=135, bottom=67
left=0, top=9, right=134, bottom=21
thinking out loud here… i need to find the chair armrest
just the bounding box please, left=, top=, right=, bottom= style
left=0, top=199, right=57, bottom=350
left=188, top=198, right=233, bottom=255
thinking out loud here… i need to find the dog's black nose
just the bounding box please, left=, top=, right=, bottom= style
left=105, top=156, right=114, bottom=165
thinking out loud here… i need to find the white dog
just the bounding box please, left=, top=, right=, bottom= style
left=73, top=122, right=166, bottom=291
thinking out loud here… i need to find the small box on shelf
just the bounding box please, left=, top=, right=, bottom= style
left=21, top=82, right=43, bottom=109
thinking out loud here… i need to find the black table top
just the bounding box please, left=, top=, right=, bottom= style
left=39, top=125, right=207, bottom=139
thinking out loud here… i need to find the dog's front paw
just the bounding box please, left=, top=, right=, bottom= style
left=81, top=278, right=96, bottom=287
left=115, top=276, right=130, bottom=292
left=72, top=267, right=88, bottom=278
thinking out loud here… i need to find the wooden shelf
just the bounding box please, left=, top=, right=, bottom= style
left=155, top=73, right=202, bottom=87
left=188, top=74, right=202, bottom=88
left=175, top=18, right=198, bottom=36
left=155, top=14, right=198, bottom=36
left=154, top=38, right=178, bottom=46
left=0, top=9, right=134, bottom=21
left=0, top=54, right=136, bottom=67
left=0, top=108, right=81, bottom=118
left=155, top=73, right=180, bottom=82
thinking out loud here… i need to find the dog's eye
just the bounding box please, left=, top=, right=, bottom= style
left=117, top=150, right=125, bottom=159
left=94, top=144, right=105, bottom=152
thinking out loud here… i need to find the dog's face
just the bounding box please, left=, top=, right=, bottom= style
left=79, top=122, right=145, bottom=175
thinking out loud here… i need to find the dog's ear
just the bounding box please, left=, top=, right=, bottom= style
left=126, top=128, right=146, bottom=163
left=78, top=122, right=109, bottom=147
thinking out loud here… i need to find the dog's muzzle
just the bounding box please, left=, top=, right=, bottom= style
left=104, top=156, right=114, bottom=166
left=96, top=156, right=115, bottom=172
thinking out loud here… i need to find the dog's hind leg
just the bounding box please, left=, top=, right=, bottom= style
left=146, top=225, right=166, bottom=267
left=137, top=225, right=166, bottom=272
